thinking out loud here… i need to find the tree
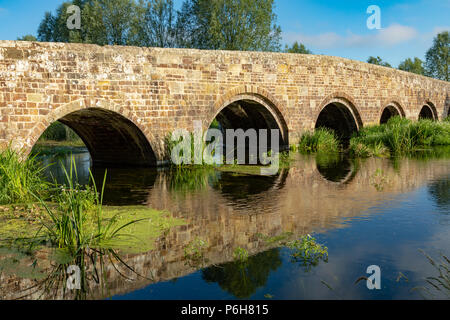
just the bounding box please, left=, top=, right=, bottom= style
left=37, top=12, right=56, bottom=42
left=398, top=57, right=424, bottom=75
left=425, top=31, right=449, bottom=81
left=132, top=0, right=176, bottom=47
left=367, top=56, right=392, bottom=68
left=175, top=0, right=282, bottom=51
left=284, top=41, right=312, bottom=54
left=17, top=35, right=37, bottom=41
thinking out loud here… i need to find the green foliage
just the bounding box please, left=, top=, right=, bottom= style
left=398, top=57, right=425, bottom=75
left=184, top=237, right=208, bottom=267
left=298, top=128, right=340, bottom=153
left=135, top=0, right=176, bottom=48
left=425, top=31, right=449, bottom=81
left=177, top=0, right=281, bottom=51
left=367, top=56, right=392, bottom=68
left=286, top=234, right=328, bottom=272
left=349, top=117, right=450, bottom=157
left=38, top=121, right=81, bottom=143
left=0, top=147, right=49, bottom=205
left=34, top=158, right=181, bottom=256
left=233, top=247, right=249, bottom=263
left=284, top=41, right=312, bottom=54
left=37, top=0, right=282, bottom=51
left=17, top=35, right=38, bottom=41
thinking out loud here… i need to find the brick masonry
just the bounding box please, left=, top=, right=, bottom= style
left=0, top=40, right=449, bottom=164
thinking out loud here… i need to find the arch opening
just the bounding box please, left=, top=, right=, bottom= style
left=419, top=105, right=435, bottom=120
left=315, top=102, right=360, bottom=144
left=34, top=108, right=157, bottom=167
left=210, top=99, right=288, bottom=164
left=380, top=105, right=401, bottom=124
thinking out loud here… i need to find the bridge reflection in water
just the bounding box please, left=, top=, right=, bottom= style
left=1, top=152, right=450, bottom=299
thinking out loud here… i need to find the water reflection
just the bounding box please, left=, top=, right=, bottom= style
left=2, top=151, right=450, bottom=299
left=39, top=150, right=91, bottom=185
left=316, top=153, right=357, bottom=184
left=202, top=249, right=282, bottom=299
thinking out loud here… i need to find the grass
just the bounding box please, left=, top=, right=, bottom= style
left=350, top=117, right=450, bottom=157
left=0, top=147, right=49, bottom=205
left=298, top=128, right=340, bottom=154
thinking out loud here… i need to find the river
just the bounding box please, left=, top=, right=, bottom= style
left=2, top=149, right=450, bottom=300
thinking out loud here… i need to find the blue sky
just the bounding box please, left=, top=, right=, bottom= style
left=0, top=0, right=448, bottom=66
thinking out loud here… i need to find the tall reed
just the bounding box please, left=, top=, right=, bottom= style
left=350, top=117, right=450, bottom=157
left=298, top=128, right=340, bottom=153
left=0, top=147, right=49, bottom=205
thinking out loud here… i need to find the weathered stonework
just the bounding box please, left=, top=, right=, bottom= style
left=0, top=41, right=449, bottom=165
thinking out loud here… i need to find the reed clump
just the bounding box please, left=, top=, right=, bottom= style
left=298, top=128, right=340, bottom=153
left=350, top=117, right=450, bottom=157
left=0, top=147, right=49, bottom=205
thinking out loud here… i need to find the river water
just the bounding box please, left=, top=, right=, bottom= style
left=7, top=149, right=450, bottom=299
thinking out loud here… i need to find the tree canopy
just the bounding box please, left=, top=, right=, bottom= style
left=367, top=56, right=392, bottom=68
left=425, top=31, right=449, bottom=81
left=35, top=0, right=281, bottom=51
left=284, top=41, right=312, bottom=54
left=398, top=57, right=425, bottom=75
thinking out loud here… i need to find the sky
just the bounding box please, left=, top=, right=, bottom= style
left=0, top=0, right=448, bottom=67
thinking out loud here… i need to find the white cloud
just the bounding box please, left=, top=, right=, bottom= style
left=284, top=24, right=418, bottom=49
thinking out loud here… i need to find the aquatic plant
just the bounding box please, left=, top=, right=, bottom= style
left=233, top=247, right=249, bottom=264
left=0, top=147, right=49, bottom=205
left=287, top=234, right=328, bottom=272
left=298, top=128, right=340, bottom=153
left=184, top=237, right=209, bottom=267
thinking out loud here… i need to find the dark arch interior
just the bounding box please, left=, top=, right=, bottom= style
left=212, top=99, right=287, bottom=163
left=419, top=105, right=435, bottom=120
left=42, top=108, right=157, bottom=167
left=315, top=102, right=359, bottom=143
left=380, top=106, right=401, bottom=124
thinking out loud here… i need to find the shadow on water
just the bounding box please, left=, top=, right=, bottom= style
left=315, top=153, right=358, bottom=184
left=210, top=169, right=288, bottom=201
left=202, top=248, right=282, bottom=299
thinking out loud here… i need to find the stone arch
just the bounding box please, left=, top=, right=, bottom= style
left=315, top=93, right=363, bottom=141
left=418, top=100, right=438, bottom=120
left=379, top=100, right=405, bottom=124
left=27, top=98, right=158, bottom=166
left=207, top=86, right=289, bottom=148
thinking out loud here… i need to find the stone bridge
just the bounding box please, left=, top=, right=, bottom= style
left=0, top=40, right=449, bottom=166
